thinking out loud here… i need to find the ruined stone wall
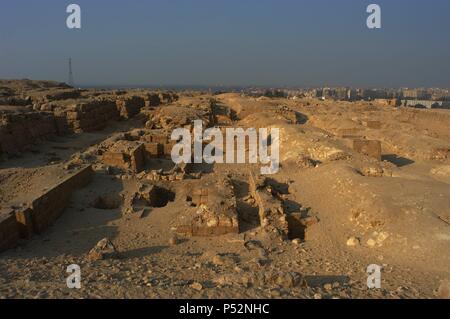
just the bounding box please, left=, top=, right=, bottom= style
left=0, top=97, right=32, bottom=106
left=116, top=96, right=145, bottom=119
left=140, top=133, right=176, bottom=158
left=44, top=89, right=81, bottom=101
left=248, top=172, right=289, bottom=240
left=29, top=89, right=82, bottom=106
left=0, top=111, right=57, bottom=155
left=398, top=108, right=450, bottom=138
left=352, top=139, right=382, bottom=161
left=0, top=87, right=179, bottom=156
left=143, top=142, right=162, bottom=158
left=175, top=177, right=239, bottom=237
left=0, top=165, right=93, bottom=252
left=0, top=209, right=20, bottom=252
left=144, top=93, right=161, bottom=107
left=27, top=165, right=94, bottom=234
left=0, top=98, right=120, bottom=156
left=158, top=92, right=178, bottom=104
left=53, top=99, right=120, bottom=134
left=103, top=141, right=146, bottom=173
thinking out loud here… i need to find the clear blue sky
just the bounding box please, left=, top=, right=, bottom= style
left=0, top=0, right=449, bottom=87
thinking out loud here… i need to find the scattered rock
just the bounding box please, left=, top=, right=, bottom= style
left=437, top=281, right=450, bottom=299
left=361, top=166, right=383, bottom=177
left=274, top=272, right=305, bottom=289
left=367, top=232, right=389, bottom=248
left=324, top=283, right=333, bottom=291
left=296, top=154, right=315, bottom=168
left=169, top=235, right=178, bottom=246
left=366, top=238, right=377, bottom=248
left=190, top=282, right=203, bottom=291
left=346, top=237, right=360, bottom=247
left=212, top=254, right=227, bottom=266
left=87, top=238, right=118, bottom=261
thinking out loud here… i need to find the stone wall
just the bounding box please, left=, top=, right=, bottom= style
left=0, top=111, right=57, bottom=155
left=0, top=165, right=94, bottom=252
left=140, top=133, right=176, bottom=158
left=0, top=209, right=20, bottom=252
left=40, top=89, right=81, bottom=102
left=248, top=172, right=289, bottom=240
left=116, top=96, right=145, bottom=119
left=53, top=99, right=120, bottom=134
left=174, top=176, right=239, bottom=236
left=0, top=97, right=32, bottom=106
left=28, top=165, right=94, bottom=234
left=398, top=108, right=450, bottom=139
left=144, top=93, right=161, bottom=107
left=103, top=141, right=146, bottom=173
left=158, top=92, right=178, bottom=104
left=352, top=139, right=382, bottom=161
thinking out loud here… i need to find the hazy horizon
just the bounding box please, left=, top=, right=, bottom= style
left=1, top=0, right=450, bottom=88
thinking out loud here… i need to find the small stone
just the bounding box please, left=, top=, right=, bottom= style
left=270, top=289, right=281, bottom=297
left=314, top=293, right=322, bottom=299
left=346, top=237, right=360, bottom=247
left=367, top=238, right=377, bottom=247
left=274, top=272, right=304, bottom=289
left=376, top=232, right=389, bottom=244
left=206, top=217, right=219, bottom=227
left=190, top=282, right=203, bottom=291
left=87, top=238, right=117, bottom=261
left=213, top=275, right=233, bottom=287
left=437, top=281, right=450, bottom=299
left=169, top=235, right=178, bottom=246
left=234, top=266, right=243, bottom=273
left=324, top=283, right=333, bottom=291
left=212, top=255, right=226, bottom=266
left=292, top=238, right=301, bottom=245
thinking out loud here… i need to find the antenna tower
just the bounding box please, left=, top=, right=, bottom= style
left=68, top=58, right=74, bottom=87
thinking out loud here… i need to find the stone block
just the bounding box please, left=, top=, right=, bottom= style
left=363, top=120, right=382, bottom=129
left=175, top=176, right=239, bottom=237
left=14, top=207, right=33, bottom=239
left=163, top=141, right=177, bottom=156
left=116, top=96, right=145, bottom=119
left=248, top=171, right=289, bottom=240
left=353, top=139, right=382, bottom=161
left=30, top=165, right=94, bottom=234
left=103, top=141, right=145, bottom=172
left=144, top=142, right=162, bottom=158
left=0, top=208, right=20, bottom=253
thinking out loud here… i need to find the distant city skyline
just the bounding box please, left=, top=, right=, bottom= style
left=1, top=0, right=450, bottom=88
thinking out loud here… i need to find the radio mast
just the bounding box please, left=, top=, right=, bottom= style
left=68, top=58, right=74, bottom=87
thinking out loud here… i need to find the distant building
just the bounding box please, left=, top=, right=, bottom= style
left=347, top=89, right=359, bottom=101
left=402, top=89, right=432, bottom=100
left=402, top=100, right=450, bottom=109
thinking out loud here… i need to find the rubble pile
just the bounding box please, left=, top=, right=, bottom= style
left=174, top=175, right=239, bottom=236
left=0, top=109, right=56, bottom=155
left=50, top=98, right=120, bottom=134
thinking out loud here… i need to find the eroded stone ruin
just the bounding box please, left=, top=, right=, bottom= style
left=0, top=80, right=449, bottom=299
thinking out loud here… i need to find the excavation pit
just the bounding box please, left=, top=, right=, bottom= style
left=134, top=185, right=175, bottom=208
left=92, top=193, right=123, bottom=210
left=148, top=186, right=176, bottom=207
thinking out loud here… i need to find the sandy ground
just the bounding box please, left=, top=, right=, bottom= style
left=0, top=93, right=449, bottom=299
